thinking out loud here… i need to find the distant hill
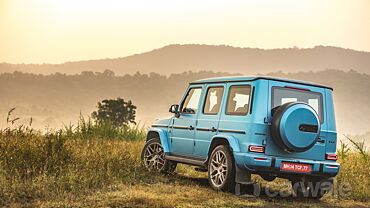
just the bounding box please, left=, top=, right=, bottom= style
left=0, top=70, right=369, bottom=141
left=1, top=44, right=370, bottom=75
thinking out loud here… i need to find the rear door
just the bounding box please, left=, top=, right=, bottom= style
left=266, top=80, right=327, bottom=160
left=193, top=84, right=225, bottom=158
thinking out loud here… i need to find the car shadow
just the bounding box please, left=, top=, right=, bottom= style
left=170, top=173, right=344, bottom=207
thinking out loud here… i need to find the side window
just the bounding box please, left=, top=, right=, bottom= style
left=226, top=85, right=251, bottom=115
left=181, top=88, right=202, bottom=114
left=203, top=87, right=224, bottom=114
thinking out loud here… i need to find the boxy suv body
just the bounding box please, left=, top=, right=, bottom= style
left=141, top=76, right=340, bottom=198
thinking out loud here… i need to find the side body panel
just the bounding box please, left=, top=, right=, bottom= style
left=193, top=83, right=226, bottom=158
left=324, top=89, right=337, bottom=156
left=217, top=81, right=265, bottom=155
left=170, top=84, right=204, bottom=156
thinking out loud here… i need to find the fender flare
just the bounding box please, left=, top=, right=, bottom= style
left=209, top=134, right=241, bottom=153
left=147, top=128, right=171, bottom=153
left=209, top=134, right=248, bottom=181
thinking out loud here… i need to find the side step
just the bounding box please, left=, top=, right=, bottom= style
left=165, top=153, right=206, bottom=166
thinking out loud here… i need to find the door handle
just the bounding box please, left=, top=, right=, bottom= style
left=317, top=138, right=325, bottom=143
left=189, top=125, right=194, bottom=130
left=211, top=127, right=217, bottom=132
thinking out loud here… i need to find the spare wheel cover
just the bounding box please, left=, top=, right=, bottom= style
left=271, top=102, right=320, bottom=152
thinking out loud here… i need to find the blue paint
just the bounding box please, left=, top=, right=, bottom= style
left=149, top=76, right=339, bottom=179
left=279, top=103, right=320, bottom=150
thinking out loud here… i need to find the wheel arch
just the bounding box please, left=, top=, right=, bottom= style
left=207, top=134, right=241, bottom=159
left=146, top=128, right=171, bottom=153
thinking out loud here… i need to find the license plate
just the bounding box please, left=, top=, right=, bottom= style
left=281, top=162, right=311, bottom=173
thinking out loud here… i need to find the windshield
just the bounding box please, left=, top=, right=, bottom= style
left=272, top=87, right=323, bottom=122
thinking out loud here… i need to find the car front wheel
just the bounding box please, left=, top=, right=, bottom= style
left=141, top=138, right=177, bottom=173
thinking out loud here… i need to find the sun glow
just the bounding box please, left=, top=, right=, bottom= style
left=0, top=0, right=369, bottom=63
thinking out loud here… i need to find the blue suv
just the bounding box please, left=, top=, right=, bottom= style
left=141, top=76, right=340, bottom=198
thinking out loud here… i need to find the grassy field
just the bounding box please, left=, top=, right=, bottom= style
left=0, top=119, right=369, bottom=207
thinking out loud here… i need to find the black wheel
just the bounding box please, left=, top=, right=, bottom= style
left=141, top=138, right=177, bottom=173
left=207, top=145, right=236, bottom=192
left=260, top=173, right=276, bottom=182
left=291, top=177, right=333, bottom=199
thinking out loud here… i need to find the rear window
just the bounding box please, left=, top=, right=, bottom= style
left=203, top=86, right=224, bottom=115
left=272, top=87, right=324, bottom=122
left=226, top=85, right=251, bottom=115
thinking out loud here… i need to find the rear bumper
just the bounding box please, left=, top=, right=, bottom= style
left=234, top=152, right=340, bottom=178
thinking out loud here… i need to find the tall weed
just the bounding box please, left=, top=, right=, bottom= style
left=336, top=136, right=370, bottom=201
left=0, top=118, right=149, bottom=205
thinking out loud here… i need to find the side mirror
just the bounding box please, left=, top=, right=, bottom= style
left=169, top=104, right=180, bottom=118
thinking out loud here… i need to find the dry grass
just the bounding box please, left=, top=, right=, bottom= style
left=0, top=120, right=369, bottom=207
left=22, top=183, right=369, bottom=208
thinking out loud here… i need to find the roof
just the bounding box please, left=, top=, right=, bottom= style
left=190, top=76, right=333, bottom=90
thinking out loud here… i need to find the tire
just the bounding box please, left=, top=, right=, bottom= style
left=291, top=177, right=333, bottom=199
left=207, top=145, right=236, bottom=192
left=260, top=173, right=276, bottom=182
left=141, top=138, right=177, bottom=173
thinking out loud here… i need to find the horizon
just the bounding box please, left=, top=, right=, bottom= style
left=1, top=44, right=369, bottom=65
left=1, top=0, right=369, bottom=64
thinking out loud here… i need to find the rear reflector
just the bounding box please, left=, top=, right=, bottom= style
left=325, top=153, right=338, bottom=161
left=254, top=157, right=267, bottom=161
left=249, top=145, right=265, bottom=153
left=326, top=165, right=338, bottom=168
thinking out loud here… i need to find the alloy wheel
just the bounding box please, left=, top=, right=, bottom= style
left=143, top=142, right=165, bottom=170
left=209, top=150, right=228, bottom=187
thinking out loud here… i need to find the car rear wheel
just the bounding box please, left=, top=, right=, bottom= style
left=141, top=138, right=177, bottom=173
left=208, top=145, right=235, bottom=192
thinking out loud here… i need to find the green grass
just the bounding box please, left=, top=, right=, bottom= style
left=0, top=119, right=369, bottom=207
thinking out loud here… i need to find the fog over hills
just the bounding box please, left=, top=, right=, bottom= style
left=1, top=44, right=369, bottom=145
left=1, top=44, right=370, bottom=75
left=0, top=69, right=369, bottom=142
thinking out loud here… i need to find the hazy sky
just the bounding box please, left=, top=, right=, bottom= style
left=1, top=0, right=369, bottom=64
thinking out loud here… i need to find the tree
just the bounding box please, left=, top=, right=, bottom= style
left=92, top=98, right=136, bottom=127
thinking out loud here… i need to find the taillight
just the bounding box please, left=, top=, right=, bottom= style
left=249, top=145, right=265, bottom=153
left=325, top=153, right=338, bottom=161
